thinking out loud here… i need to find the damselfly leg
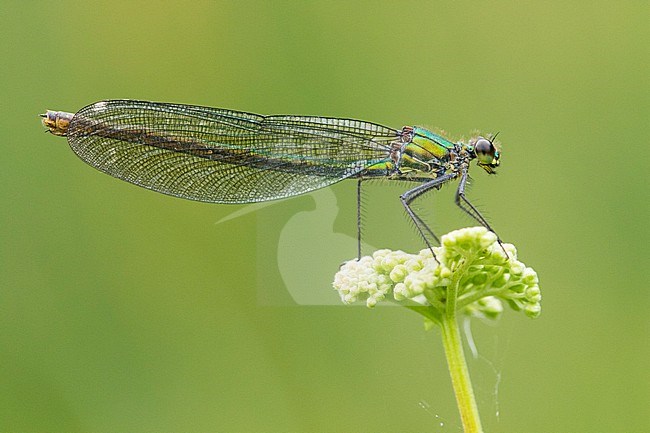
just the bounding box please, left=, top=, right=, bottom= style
left=400, top=173, right=457, bottom=261
left=455, top=168, right=508, bottom=256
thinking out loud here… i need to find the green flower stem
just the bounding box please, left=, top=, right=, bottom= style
left=440, top=256, right=483, bottom=433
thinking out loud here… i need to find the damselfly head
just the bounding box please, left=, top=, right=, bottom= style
left=473, top=136, right=500, bottom=174
left=40, top=110, right=73, bottom=136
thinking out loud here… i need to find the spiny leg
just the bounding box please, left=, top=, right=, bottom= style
left=356, top=178, right=363, bottom=259
left=400, top=173, right=456, bottom=262
left=455, top=168, right=508, bottom=256
left=455, top=168, right=493, bottom=227
left=409, top=209, right=440, bottom=245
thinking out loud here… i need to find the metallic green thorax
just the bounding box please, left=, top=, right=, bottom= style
left=411, top=126, right=456, bottom=157
left=379, top=126, right=463, bottom=179
left=406, top=126, right=456, bottom=164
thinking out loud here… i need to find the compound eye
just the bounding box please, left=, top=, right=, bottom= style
left=475, top=137, right=495, bottom=164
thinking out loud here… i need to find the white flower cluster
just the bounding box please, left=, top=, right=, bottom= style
left=333, top=227, right=541, bottom=319
left=333, top=249, right=435, bottom=308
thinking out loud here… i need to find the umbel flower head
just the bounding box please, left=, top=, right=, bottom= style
left=333, top=227, right=541, bottom=321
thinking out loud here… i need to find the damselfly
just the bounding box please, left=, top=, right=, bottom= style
left=41, top=100, right=503, bottom=260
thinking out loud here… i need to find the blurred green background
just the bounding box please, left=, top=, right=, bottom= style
left=1, top=1, right=647, bottom=431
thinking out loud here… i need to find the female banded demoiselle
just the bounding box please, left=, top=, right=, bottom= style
left=41, top=100, right=503, bottom=259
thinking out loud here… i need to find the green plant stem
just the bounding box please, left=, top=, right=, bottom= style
left=441, top=315, right=483, bottom=432
left=440, top=258, right=483, bottom=433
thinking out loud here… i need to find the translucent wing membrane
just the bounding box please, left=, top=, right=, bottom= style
left=66, top=100, right=398, bottom=203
